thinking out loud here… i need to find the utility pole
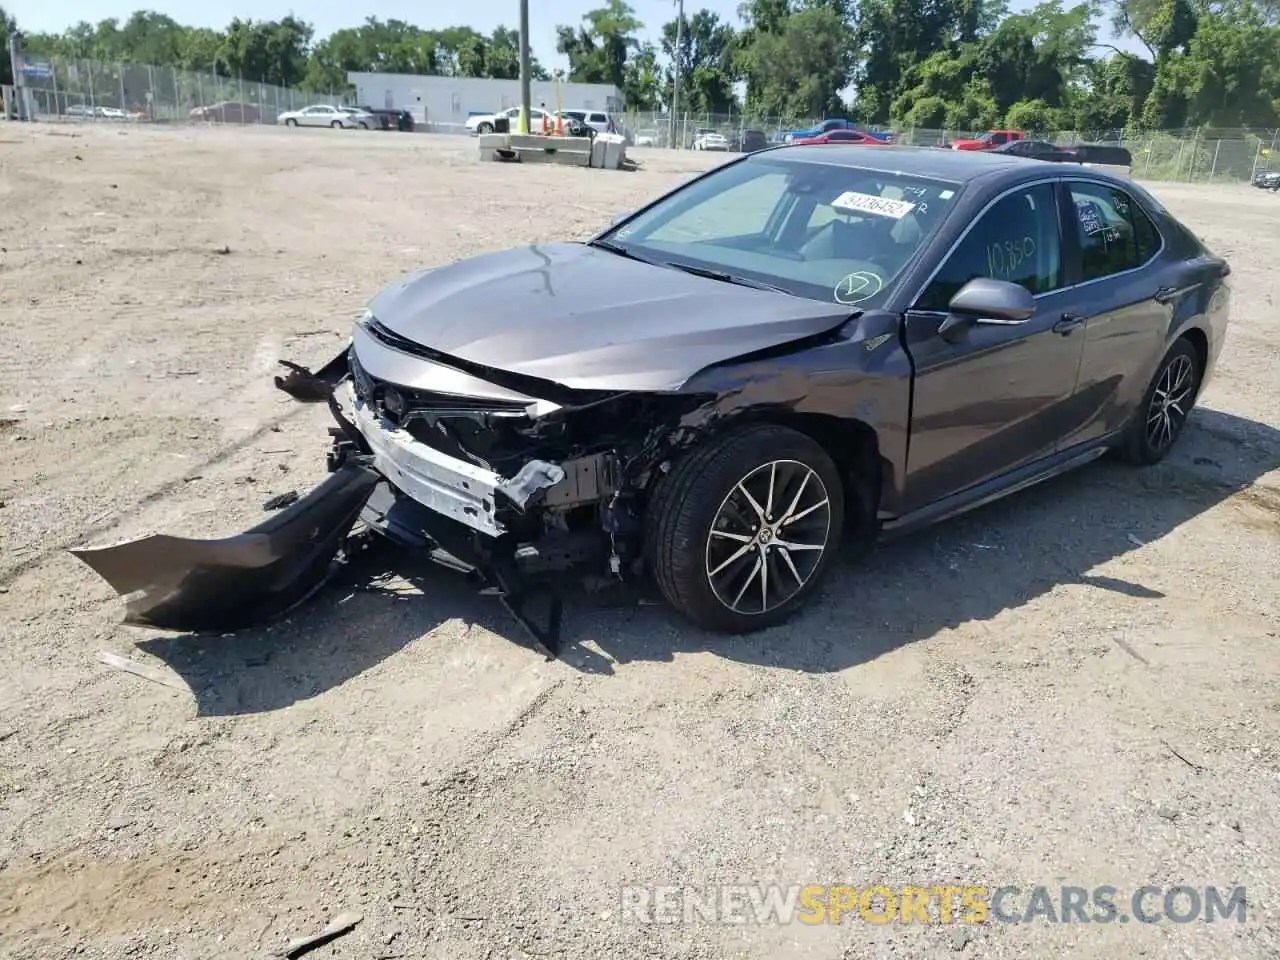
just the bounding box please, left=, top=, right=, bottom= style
left=518, top=0, right=531, bottom=134
left=670, top=0, right=683, bottom=149
left=6, top=28, right=24, bottom=120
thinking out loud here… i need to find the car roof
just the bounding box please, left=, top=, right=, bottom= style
left=755, top=143, right=1065, bottom=185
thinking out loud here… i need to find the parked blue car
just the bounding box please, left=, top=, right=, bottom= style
left=783, top=118, right=895, bottom=143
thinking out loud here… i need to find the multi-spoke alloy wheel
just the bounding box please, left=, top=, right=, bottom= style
left=1121, top=337, right=1201, bottom=465
left=1145, top=353, right=1194, bottom=454
left=705, top=460, right=832, bottom=616
left=645, top=424, right=847, bottom=633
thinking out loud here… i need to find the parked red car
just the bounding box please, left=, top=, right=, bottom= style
left=948, top=129, right=1025, bottom=151
left=790, top=129, right=888, bottom=145
left=189, top=101, right=261, bottom=124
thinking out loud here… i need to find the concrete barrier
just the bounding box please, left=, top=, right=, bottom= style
left=478, top=132, right=592, bottom=167
left=477, top=131, right=629, bottom=170
left=590, top=133, right=628, bottom=170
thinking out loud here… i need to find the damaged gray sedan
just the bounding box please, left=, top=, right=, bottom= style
left=73, top=145, right=1230, bottom=655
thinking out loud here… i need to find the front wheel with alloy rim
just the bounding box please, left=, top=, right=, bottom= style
left=1120, top=337, right=1202, bottom=465
left=645, top=424, right=846, bottom=633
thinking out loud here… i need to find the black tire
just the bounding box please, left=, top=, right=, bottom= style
left=285, top=118, right=297, bottom=127
left=1119, top=337, right=1202, bottom=465
left=358, top=121, right=368, bottom=129
left=645, top=424, right=846, bottom=633
left=478, top=122, right=494, bottom=134
left=330, top=120, right=342, bottom=129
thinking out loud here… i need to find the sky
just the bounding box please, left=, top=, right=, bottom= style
left=12, top=0, right=1145, bottom=72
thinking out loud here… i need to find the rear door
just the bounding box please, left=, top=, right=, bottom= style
left=304, top=106, right=332, bottom=127
left=1056, top=177, right=1173, bottom=446
left=900, top=178, right=1087, bottom=511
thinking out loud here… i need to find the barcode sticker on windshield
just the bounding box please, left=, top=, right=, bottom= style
left=831, top=191, right=917, bottom=219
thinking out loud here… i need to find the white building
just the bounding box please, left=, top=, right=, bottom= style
left=346, top=73, right=625, bottom=128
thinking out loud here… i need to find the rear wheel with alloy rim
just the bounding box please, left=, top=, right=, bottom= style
left=646, top=424, right=845, bottom=633
left=1120, top=337, right=1202, bottom=465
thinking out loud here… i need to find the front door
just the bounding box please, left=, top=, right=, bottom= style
left=900, top=180, right=1086, bottom=512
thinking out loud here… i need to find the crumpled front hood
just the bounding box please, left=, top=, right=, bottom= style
left=365, top=242, right=852, bottom=392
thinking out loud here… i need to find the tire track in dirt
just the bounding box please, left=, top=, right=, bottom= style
left=0, top=400, right=312, bottom=587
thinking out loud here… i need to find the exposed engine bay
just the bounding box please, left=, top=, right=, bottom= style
left=320, top=333, right=718, bottom=654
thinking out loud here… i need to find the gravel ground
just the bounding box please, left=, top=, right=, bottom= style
left=0, top=123, right=1277, bottom=960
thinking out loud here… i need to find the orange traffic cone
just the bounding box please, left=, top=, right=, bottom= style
left=541, top=111, right=549, bottom=135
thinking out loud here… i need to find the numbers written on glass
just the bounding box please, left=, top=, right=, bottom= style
left=986, top=237, right=1036, bottom=279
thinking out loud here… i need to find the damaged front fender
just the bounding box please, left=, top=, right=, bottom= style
left=70, top=460, right=380, bottom=633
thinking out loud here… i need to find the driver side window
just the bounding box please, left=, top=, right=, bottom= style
left=915, top=183, right=1063, bottom=312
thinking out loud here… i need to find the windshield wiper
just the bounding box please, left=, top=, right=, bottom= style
left=659, top=260, right=789, bottom=294
left=587, top=238, right=656, bottom=264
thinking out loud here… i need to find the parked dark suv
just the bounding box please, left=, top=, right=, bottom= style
left=353, top=105, right=415, bottom=131
left=732, top=129, right=769, bottom=153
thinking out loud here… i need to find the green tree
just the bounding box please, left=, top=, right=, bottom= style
left=737, top=0, right=857, bottom=119
left=14, top=0, right=1280, bottom=132
left=556, top=0, right=643, bottom=89
left=854, top=0, right=1009, bottom=123
left=623, top=41, right=663, bottom=109
left=660, top=9, right=738, bottom=114
left=1, top=5, right=15, bottom=87
left=1142, top=3, right=1280, bottom=127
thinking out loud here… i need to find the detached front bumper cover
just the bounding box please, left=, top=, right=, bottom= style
left=71, top=460, right=380, bottom=632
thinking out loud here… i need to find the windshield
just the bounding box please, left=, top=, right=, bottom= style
left=601, top=156, right=961, bottom=307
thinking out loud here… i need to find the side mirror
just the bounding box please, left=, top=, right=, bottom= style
left=937, top=278, right=1036, bottom=340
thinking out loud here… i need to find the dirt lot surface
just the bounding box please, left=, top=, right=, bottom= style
left=0, top=124, right=1277, bottom=960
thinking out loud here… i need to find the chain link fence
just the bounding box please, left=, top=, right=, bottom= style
left=19, top=57, right=348, bottom=124
left=621, top=111, right=1280, bottom=184
left=13, top=59, right=1280, bottom=185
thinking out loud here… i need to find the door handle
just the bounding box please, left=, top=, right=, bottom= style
left=1053, top=313, right=1085, bottom=335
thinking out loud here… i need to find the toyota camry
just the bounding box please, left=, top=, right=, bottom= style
left=73, top=145, right=1231, bottom=656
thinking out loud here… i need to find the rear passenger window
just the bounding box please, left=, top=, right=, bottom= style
left=1069, top=182, right=1158, bottom=281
